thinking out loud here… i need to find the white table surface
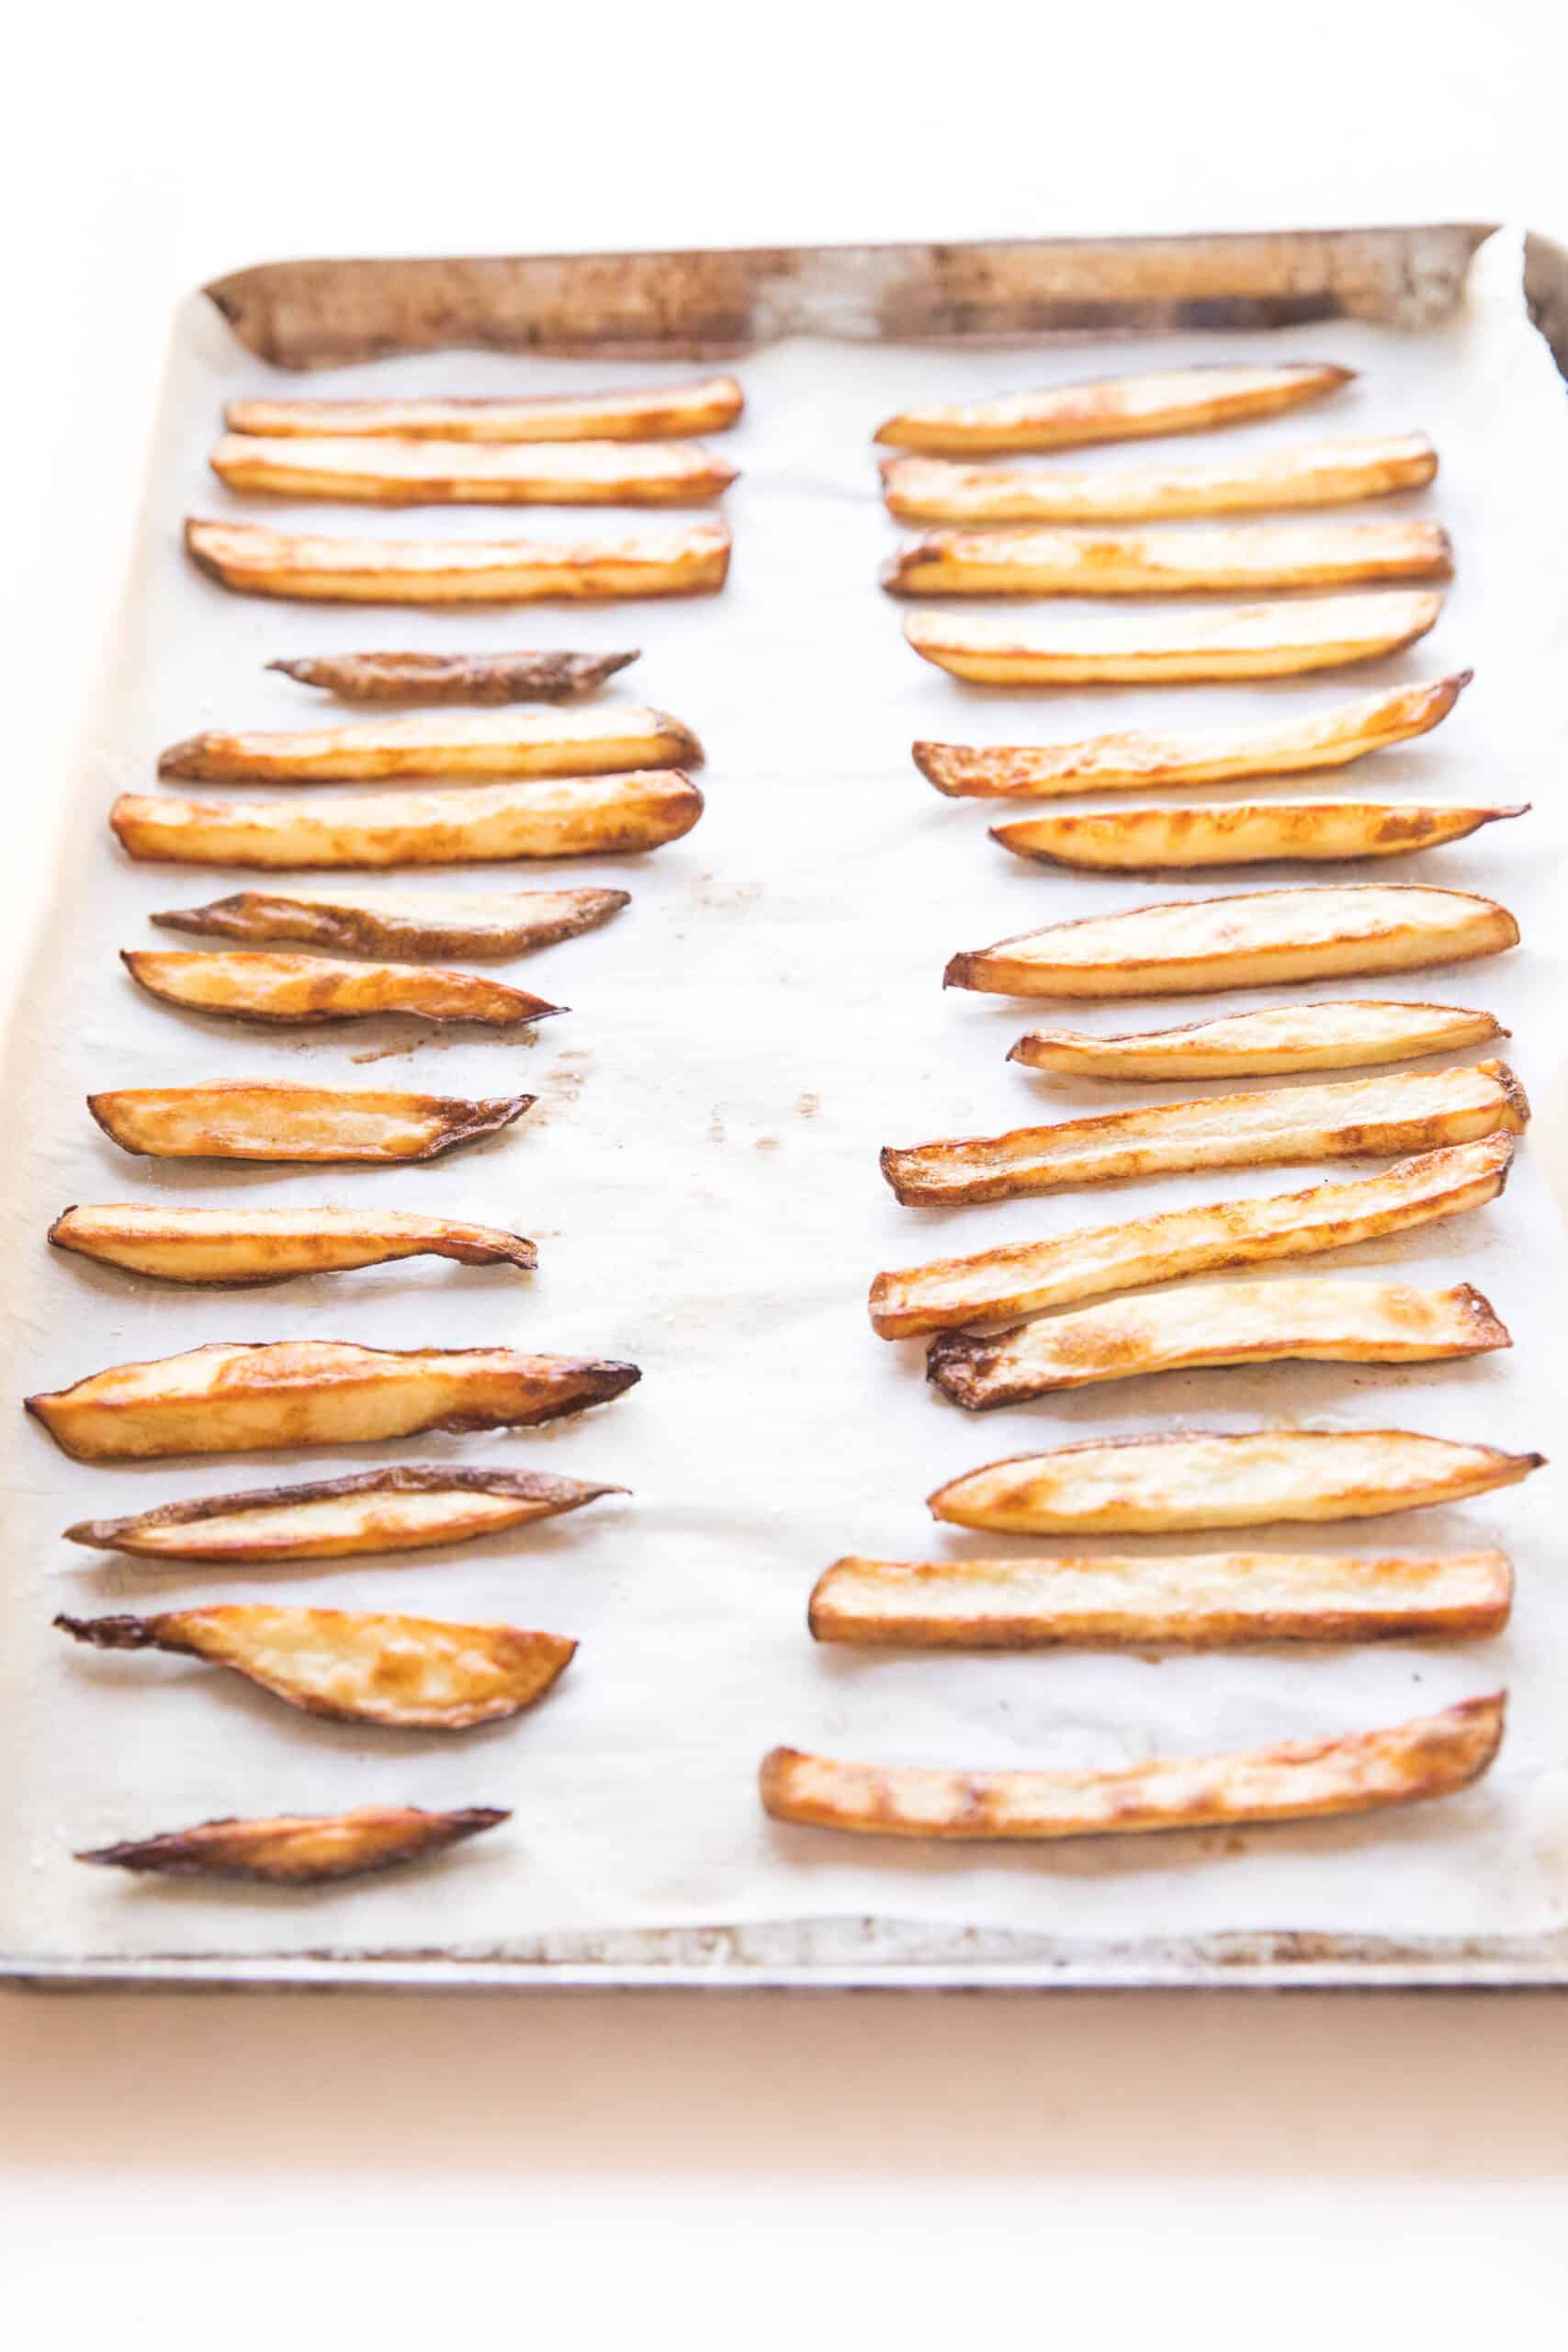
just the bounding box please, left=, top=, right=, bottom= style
left=6, top=2, right=1568, bottom=2333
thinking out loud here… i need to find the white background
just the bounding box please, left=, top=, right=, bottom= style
left=6, top=0, right=1568, bottom=2335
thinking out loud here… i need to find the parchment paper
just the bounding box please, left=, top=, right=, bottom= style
left=4, top=228, right=1567, bottom=1963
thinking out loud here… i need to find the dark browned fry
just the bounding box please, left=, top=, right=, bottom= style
left=269, top=650, right=638, bottom=702
left=150, top=885, right=629, bottom=962
left=78, top=1805, right=510, bottom=1884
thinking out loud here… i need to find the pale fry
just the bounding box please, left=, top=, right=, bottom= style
left=1010, top=1001, right=1507, bottom=1080
left=55, top=1605, right=575, bottom=1728
left=111, top=773, right=704, bottom=868
left=122, top=950, right=563, bottom=1030
left=868, top=1136, right=1513, bottom=1340
left=78, top=1805, right=510, bottom=1885
left=269, top=650, right=638, bottom=702
left=27, top=1340, right=640, bottom=1461
left=926, top=1278, right=1509, bottom=1410
left=212, top=434, right=738, bottom=506
left=929, top=1430, right=1543, bottom=1534
left=874, top=361, right=1353, bottom=456
left=946, top=885, right=1518, bottom=999
left=993, top=799, right=1526, bottom=872
left=906, top=592, right=1441, bottom=684
left=227, top=377, right=745, bottom=443
left=882, top=1060, right=1528, bottom=1206
left=759, top=1692, right=1505, bottom=1839
left=66, top=1466, right=622, bottom=1564
left=49, top=1204, right=538, bottom=1285
left=882, top=433, right=1438, bottom=523
left=87, top=1081, right=534, bottom=1164
left=885, top=519, right=1451, bottom=598
left=913, top=674, right=1470, bottom=798
left=152, top=885, right=630, bottom=961
left=186, top=517, right=731, bottom=604
left=158, top=704, right=702, bottom=783
left=807, top=1550, right=1512, bottom=1648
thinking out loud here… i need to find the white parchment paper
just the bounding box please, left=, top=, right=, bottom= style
left=4, top=228, right=1568, bottom=1963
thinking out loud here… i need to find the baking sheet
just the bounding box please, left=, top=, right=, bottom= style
left=4, top=227, right=1568, bottom=1970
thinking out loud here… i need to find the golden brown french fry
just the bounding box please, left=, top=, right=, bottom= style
left=926, top=1277, right=1509, bottom=1410
left=885, top=519, right=1451, bottom=598
left=1010, top=1000, right=1507, bottom=1080
left=993, top=799, right=1526, bottom=872
left=906, top=592, right=1441, bottom=684
left=881, top=433, right=1438, bottom=523
left=882, top=1060, right=1527, bottom=1206
left=868, top=1135, right=1513, bottom=1340
left=49, top=1204, right=538, bottom=1285
left=65, top=1466, right=621, bottom=1564
left=186, top=517, right=731, bottom=604
left=212, top=434, right=738, bottom=507
left=78, top=1804, right=510, bottom=1884
left=87, top=1081, right=534, bottom=1164
left=807, top=1550, right=1512, bottom=1648
left=946, top=885, right=1518, bottom=999
left=913, top=674, right=1470, bottom=798
left=929, top=1429, right=1543, bottom=1534
left=55, top=1605, right=575, bottom=1727
left=759, top=1691, right=1504, bottom=1840
left=874, top=360, right=1353, bottom=456
left=157, top=705, right=701, bottom=783
left=151, top=885, right=628, bottom=961
left=269, top=650, right=638, bottom=702
left=227, top=376, right=745, bottom=443
left=27, top=1340, right=639, bottom=1461
left=121, top=950, right=562, bottom=1030
left=111, top=773, right=703, bottom=868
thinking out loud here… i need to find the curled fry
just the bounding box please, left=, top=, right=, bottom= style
left=49, top=1204, right=537, bottom=1285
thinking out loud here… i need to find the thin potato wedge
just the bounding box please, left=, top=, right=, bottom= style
left=885, top=519, right=1451, bottom=598
left=882, top=1060, right=1528, bottom=1206
left=55, top=1605, right=575, bottom=1727
left=65, top=1465, right=622, bottom=1564
left=913, top=673, right=1470, bottom=799
left=868, top=1135, right=1514, bottom=1340
left=874, top=361, right=1353, bottom=456
left=906, top=592, right=1441, bottom=684
left=49, top=1204, right=538, bottom=1285
left=152, top=885, right=629, bottom=961
left=993, top=799, right=1526, bottom=872
left=87, top=1081, right=534, bottom=1164
left=27, top=1340, right=639, bottom=1461
left=882, top=433, right=1438, bottom=523
left=926, top=1278, right=1509, bottom=1410
left=1010, top=1001, right=1507, bottom=1080
left=759, top=1691, right=1505, bottom=1840
left=186, top=517, right=731, bottom=604
left=807, top=1550, right=1512, bottom=1648
left=122, top=950, right=563, bottom=1031
left=212, top=434, right=738, bottom=506
left=227, top=377, right=745, bottom=443
left=929, top=1429, right=1543, bottom=1534
left=946, top=885, right=1518, bottom=999
left=111, top=773, right=703, bottom=869
left=78, top=1804, right=510, bottom=1884
left=269, top=650, right=637, bottom=702
left=157, top=705, right=701, bottom=783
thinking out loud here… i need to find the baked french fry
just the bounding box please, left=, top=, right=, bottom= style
left=65, top=1465, right=621, bottom=1564
left=906, top=592, right=1441, bottom=684
left=212, top=434, right=738, bottom=507
left=78, top=1804, right=510, bottom=1884
left=111, top=773, right=703, bottom=868
left=227, top=376, right=745, bottom=443
left=121, top=950, right=563, bottom=1030
left=186, top=517, right=731, bottom=604
left=27, top=1340, right=639, bottom=1461
left=993, top=799, right=1526, bottom=872
left=926, top=1277, right=1509, bottom=1410
left=882, top=1059, right=1527, bottom=1206
left=882, top=433, right=1438, bottom=523
left=759, top=1691, right=1505, bottom=1840
left=946, top=885, right=1518, bottom=999
left=929, top=1429, right=1543, bottom=1534
left=868, top=1135, right=1513, bottom=1340
left=157, top=705, right=701, bottom=783
left=49, top=1204, right=538, bottom=1285
left=55, top=1605, right=575, bottom=1727
left=87, top=1081, right=534, bottom=1164
left=913, top=673, right=1470, bottom=798
left=874, top=360, right=1353, bottom=456
left=152, top=885, right=629, bottom=961
left=885, top=519, right=1451, bottom=598
left=807, top=1550, right=1513, bottom=1648
left=1011, top=1001, right=1507, bottom=1080
left=269, top=650, right=638, bottom=702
